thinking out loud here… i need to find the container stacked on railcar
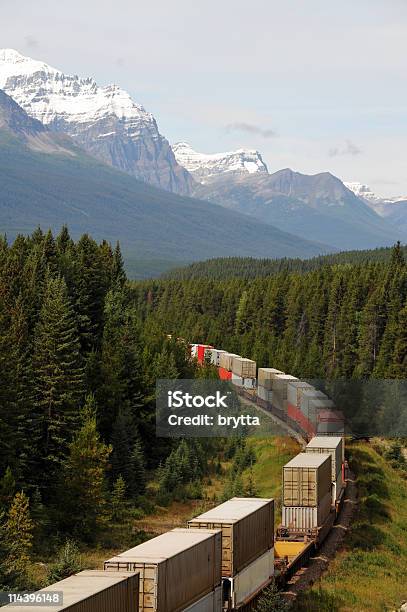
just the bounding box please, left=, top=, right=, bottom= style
left=280, top=453, right=333, bottom=538
left=104, top=528, right=222, bottom=612
left=305, top=436, right=345, bottom=506
left=2, top=571, right=140, bottom=612
left=188, top=497, right=274, bottom=611
left=231, top=357, right=257, bottom=390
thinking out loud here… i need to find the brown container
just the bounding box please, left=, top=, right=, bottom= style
left=231, top=357, right=256, bottom=378
left=1, top=571, right=139, bottom=612
left=283, top=453, right=332, bottom=507
left=305, top=436, right=343, bottom=481
left=187, top=497, right=274, bottom=577
left=104, top=528, right=221, bottom=612
left=257, top=368, right=285, bottom=390
left=219, top=352, right=241, bottom=372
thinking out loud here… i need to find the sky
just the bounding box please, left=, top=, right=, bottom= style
left=1, top=0, right=407, bottom=195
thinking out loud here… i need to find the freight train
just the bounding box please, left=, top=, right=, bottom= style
left=5, top=343, right=348, bottom=612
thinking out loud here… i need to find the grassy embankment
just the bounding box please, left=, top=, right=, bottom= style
left=80, top=435, right=299, bottom=570
left=294, top=441, right=407, bottom=612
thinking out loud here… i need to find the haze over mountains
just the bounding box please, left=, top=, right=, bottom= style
left=0, top=89, right=329, bottom=277
left=0, top=47, right=406, bottom=274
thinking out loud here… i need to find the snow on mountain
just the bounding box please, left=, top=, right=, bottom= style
left=345, top=181, right=407, bottom=218
left=0, top=49, right=193, bottom=194
left=172, top=141, right=268, bottom=183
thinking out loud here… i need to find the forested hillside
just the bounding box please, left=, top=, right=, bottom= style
left=135, top=243, right=407, bottom=379
left=164, top=243, right=407, bottom=280
left=0, top=227, right=213, bottom=588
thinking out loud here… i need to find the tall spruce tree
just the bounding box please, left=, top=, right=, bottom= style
left=61, top=394, right=111, bottom=541
left=33, top=273, right=84, bottom=492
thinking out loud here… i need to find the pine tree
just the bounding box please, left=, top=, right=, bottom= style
left=112, top=242, right=126, bottom=287
left=3, top=491, right=34, bottom=584
left=61, top=394, right=111, bottom=541
left=110, top=475, right=127, bottom=521
left=245, top=466, right=257, bottom=496
left=47, top=540, right=83, bottom=582
left=33, top=274, right=84, bottom=491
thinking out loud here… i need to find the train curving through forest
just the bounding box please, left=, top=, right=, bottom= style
left=4, top=342, right=349, bottom=612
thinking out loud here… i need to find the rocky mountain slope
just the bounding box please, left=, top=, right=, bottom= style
left=0, top=90, right=331, bottom=276
left=192, top=168, right=406, bottom=250
left=0, top=49, right=193, bottom=194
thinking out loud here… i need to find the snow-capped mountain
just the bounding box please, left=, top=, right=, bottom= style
left=345, top=181, right=407, bottom=223
left=0, top=49, right=193, bottom=194
left=172, top=142, right=268, bottom=183
left=345, top=181, right=407, bottom=206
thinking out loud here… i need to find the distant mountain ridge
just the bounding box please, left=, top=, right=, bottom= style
left=0, top=48, right=193, bottom=194
left=191, top=168, right=407, bottom=250
left=345, top=181, right=407, bottom=234
left=0, top=89, right=332, bottom=277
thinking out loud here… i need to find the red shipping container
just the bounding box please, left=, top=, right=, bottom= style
left=287, top=403, right=315, bottom=437
left=218, top=367, right=232, bottom=380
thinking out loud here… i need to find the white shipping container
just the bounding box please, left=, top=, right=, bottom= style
left=229, top=548, right=274, bottom=609
left=287, top=381, right=314, bottom=408
left=184, top=587, right=223, bottom=612
left=332, top=469, right=344, bottom=504
left=232, top=374, right=256, bottom=389
left=231, top=374, right=243, bottom=387
left=257, top=385, right=273, bottom=403
left=281, top=492, right=332, bottom=530
left=209, top=349, right=226, bottom=367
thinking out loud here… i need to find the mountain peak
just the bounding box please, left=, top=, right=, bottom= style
left=173, top=142, right=268, bottom=183
left=0, top=50, right=192, bottom=194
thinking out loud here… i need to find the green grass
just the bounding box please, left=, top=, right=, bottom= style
left=243, top=437, right=301, bottom=527
left=294, top=441, right=407, bottom=612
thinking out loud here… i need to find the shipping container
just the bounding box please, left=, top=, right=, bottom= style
left=188, top=497, right=274, bottom=577
left=104, top=528, right=222, bottom=612
left=281, top=491, right=332, bottom=530
left=332, top=469, right=344, bottom=504
left=195, top=344, right=213, bottom=364
left=231, top=374, right=256, bottom=389
left=1, top=571, right=139, bottom=612
left=231, top=357, right=256, bottom=379
left=287, top=403, right=315, bottom=437
left=219, top=367, right=232, bottom=381
left=287, top=381, right=314, bottom=408
left=257, top=385, right=273, bottom=403
left=317, top=410, right=345, bottom=447
left=209, top=349, right=226, bottom=367
left=305, top=436, right=343, bottom=482
left=227, top=548, right=274, bottom=609
left=283, top=453, right=332, bottom=507
left=300, top=390, right=334, bottom=430
left=257, top=368, right=285, bottom=390
left=272, top=375, right=299, bottom=411
left=183, top=587, right=222, bottom=612
left=219, top=352, right=241, bottom=372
